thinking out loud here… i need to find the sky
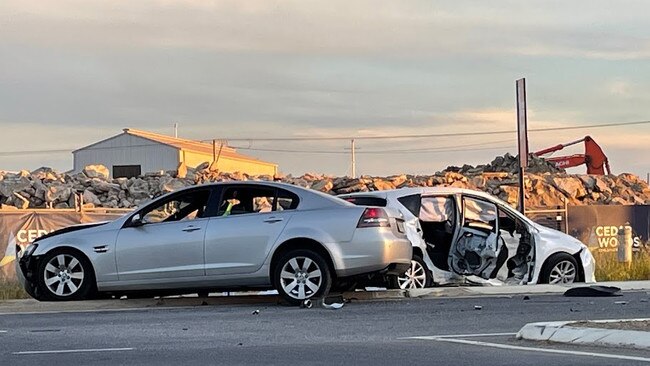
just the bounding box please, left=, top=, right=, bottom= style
left=1, top=0, right=649, bottom=177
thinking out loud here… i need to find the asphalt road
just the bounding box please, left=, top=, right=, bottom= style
left=1, top=291, right=649, bottom=365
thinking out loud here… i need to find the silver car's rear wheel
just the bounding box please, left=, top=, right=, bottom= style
left=36, top=249, right=94, bottom=301
left=274, top=250, right=332, bottom=305
left=280, top=256, right=322, bottom=299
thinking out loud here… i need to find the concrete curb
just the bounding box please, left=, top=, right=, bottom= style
left=407, top=280, right=650, bottom=299
left=1, top=280, right=648, bottom=314
left=516, top=319, right=650, bottom=350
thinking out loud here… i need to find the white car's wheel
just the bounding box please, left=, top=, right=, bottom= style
left=541, top=253, right=578, bottom=284
left=274, top=250, right=332, bottom=305
left=390, top=255, right=431, bottom=289
left=36, top=249, right=94, bottom=301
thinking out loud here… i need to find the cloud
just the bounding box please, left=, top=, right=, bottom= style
left=2, top=0, right=650, bottom=60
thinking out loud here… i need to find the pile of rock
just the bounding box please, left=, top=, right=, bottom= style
left=1, top=154, right=649, bottom=210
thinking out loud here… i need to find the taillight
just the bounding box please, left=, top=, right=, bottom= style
left=357, top=208, right=390, bottom=228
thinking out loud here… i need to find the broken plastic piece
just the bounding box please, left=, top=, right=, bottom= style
left=563, top=285, right=621, bottom=297
left=474, top=305, right=482, bottom=310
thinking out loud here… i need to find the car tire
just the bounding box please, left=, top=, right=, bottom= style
left=388, top=255, right=432, bottom=289
left=35, top=249, right=95, bottom=301
left=540, top=253, right=579, bottom=284
left=274, top=249, right=332, bottom=305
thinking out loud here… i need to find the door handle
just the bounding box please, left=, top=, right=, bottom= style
left=263, top=217, right=284, bottom=224
left=182, top=226, right=201, bottom=232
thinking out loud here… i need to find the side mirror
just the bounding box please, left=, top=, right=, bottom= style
left=130, top=213, right=145, bottom=227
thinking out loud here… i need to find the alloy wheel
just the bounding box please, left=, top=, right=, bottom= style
left=397, top=259, right=427, bottom=289
left=42, top=254, right=85, bottom=297
left=548, top=260, right=576, bottom=284
left=279, top=256, right=322, bottom=300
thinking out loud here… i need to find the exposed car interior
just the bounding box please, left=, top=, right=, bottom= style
left=418, top=195, right=534, bottom=283
left=417, top=195, right=456, bottom=271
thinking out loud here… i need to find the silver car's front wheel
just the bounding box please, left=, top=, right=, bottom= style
left=274, top=250, right=332, bottom=305
left=36, top=250, right=94, bottom=301
left=43, top=254, right=85, bottom=297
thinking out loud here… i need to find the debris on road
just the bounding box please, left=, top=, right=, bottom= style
left=563, top=285, right=621, bottom=297
left=252, top=309, right=260, bottom=315
left=474, top=305, right=482, bottom=310
left=614, top=301, right=628, bottom=305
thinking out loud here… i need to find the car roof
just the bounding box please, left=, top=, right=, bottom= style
left=340, top=186, right=503, bottom=202
left=167, top=180, right=351, bottom=209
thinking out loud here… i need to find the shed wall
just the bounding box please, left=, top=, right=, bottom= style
left=73, top=134, right=179, bottom=177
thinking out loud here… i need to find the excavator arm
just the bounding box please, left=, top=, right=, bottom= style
left=534, top=136, right=611, bottom=175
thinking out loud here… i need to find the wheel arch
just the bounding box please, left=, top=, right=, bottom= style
left=411, top=246, right=424, bottom=259
left=270, top=238, right=336, bottom=282
left=39, top=246, right=98, bottom=286
left=538, top=251, right=584, bottom=284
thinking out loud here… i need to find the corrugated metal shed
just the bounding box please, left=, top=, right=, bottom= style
left=73, top=129, right=278, bottom=178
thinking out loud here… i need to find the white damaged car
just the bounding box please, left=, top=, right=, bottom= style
left=340, top=187, right=596, bottom=289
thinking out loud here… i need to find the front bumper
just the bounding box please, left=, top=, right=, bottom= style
left=16, top=253, right=38, bottom=298
left=580, top=248, right=596, bottom=283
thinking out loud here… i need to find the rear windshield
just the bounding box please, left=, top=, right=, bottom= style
left=342, top=196, right=387, bottom=207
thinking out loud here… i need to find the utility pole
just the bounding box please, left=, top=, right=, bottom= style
left=351, top=139, right=356, bottom=178
left=516, top=78, right=529, bottom=214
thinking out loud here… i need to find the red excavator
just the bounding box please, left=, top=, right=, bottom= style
left=533, top=136, right=611, bottom=175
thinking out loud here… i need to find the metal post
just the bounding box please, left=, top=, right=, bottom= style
left=617, top=223, right=633, bottom=267
left=212, top=139, right=216, bottom=162
left=647, top=172, right=649, bottom=184
left=351, top=139, right=356, bottom=178
left=174, top=123, right=178, bottom=138
left=516, top=78, right=529, bottom=214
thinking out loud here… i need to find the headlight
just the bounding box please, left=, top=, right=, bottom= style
left=22, top=243, right=38, bottom=258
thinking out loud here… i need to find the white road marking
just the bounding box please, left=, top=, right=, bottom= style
left=0, top=330, right=7, bottom=333
left=0, top=306, right=197, bottom=316
left=403, top=332, right=517, bottom=339
left=408, top=336, right=650, bottom=363
left=13, top=348, right=135, bottom=355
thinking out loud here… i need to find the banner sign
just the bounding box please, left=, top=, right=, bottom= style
left=0, top=211, right=126, bottom=280
left=567, top=205, right=649, bottom=253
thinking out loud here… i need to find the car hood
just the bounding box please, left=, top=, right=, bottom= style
left=36, top=221, right=111, bottom=242
left=533, top=223, right=586, bottom=253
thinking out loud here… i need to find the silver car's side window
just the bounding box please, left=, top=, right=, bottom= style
left=218, top=187, right=277, bottom=216
left=142, top=190, right=210, bottom=224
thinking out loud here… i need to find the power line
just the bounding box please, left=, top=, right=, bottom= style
left=230, top=139, right=514, bottom=154
left=0, top=119, right=648, bottom=156
left=207, top=119, right=650, bottom=142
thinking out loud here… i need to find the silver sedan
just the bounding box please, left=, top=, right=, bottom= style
left=16, top=181, right=411, bottom=304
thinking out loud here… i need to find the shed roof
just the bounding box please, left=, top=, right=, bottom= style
left=74, top=128, right=277, bottom=167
